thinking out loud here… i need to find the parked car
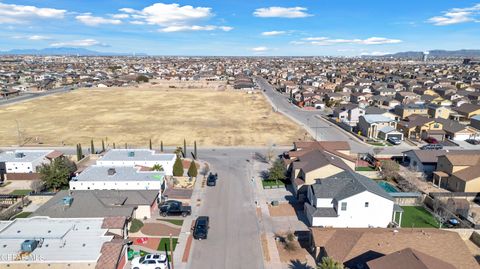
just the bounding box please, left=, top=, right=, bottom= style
left=207, top=173, right=217, bottom=186
left=466, top=139, right=480, bottom=145
left=193, top=216, right=210, bottom=240
left=424, top=137, right=438, bottom=144
left=387, top=137, right=401, bottom=145
left=159, top=200, right=191, bottom=217
left=131, top=254, right=168, bottom=269
left=420, top=144, right=443, bottom=150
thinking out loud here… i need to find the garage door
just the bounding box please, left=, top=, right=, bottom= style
left=454, top=133, right=471, bottom=141
left=387, top=133, right=403, bottom=140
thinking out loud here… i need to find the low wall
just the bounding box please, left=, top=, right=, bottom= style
left=0, top=198, right=28, bottom=220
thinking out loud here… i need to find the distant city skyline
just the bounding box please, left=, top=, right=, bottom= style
left=0, top=0, right=479, bottom=56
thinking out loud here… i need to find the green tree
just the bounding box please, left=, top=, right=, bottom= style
left=149, top=139, right=152, bottom=150
left=173, top=157, right=184, bottom=177
left=267, top=159, right=286, bottom=184
left=135, top=75, right=149, bottom=83
left=317, top=257, right=346, bottom=269
left=90, top=139, right=95, bottom=154
left=174, top=147, right=183, bottom=158
left=152, top=164, right=164, bottom=171
left=38, top=158, right=76, bottom=191
left=187, top=161, right=198, bottom=177
left=183, top=139, right=187, bottom=158
left=161, top=141, right=164, bottom=152
left=101, top=139, right=105, bottom=152
left=194, top=140, right=197, bottom=159
left=76, top=144, right=82, bottom=161
left=379, top=160, right=400, bottom=181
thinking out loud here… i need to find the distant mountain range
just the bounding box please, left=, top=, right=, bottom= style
left=380, top=49, right=480, bottom=58
left=0, top=47, right=147, bottom=56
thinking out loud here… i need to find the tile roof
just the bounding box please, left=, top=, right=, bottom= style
left=311, top=228, right=478, bottom=269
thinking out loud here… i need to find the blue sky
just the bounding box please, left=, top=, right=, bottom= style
left=0, top=0, right=479, bottom=56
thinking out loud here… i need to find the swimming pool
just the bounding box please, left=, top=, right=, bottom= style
left=377, top=181, right=399, bottom=193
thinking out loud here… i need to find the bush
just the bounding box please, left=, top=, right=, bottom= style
left=129, top=219, right=144, bottom=233
left=135, top=75, right=149, bottom=83
left=173, top=157, right=184, bottom=177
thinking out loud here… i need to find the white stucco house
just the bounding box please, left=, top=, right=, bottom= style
left=70, top=165, right=166, bottom=192
left=0, top=149, right=63, bottom=174
left=304, top=171, right=400, bottom=228
left=96, top=149, right=176, bottom=176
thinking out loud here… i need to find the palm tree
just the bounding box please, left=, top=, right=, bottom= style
left=318, top=257, right=346, bottom=269
left=152, top=164, right=164, bottom=171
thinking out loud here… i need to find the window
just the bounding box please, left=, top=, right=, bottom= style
left=341, top=202, right=347, bottom=211
left=365, top=202, right=369, bottom=207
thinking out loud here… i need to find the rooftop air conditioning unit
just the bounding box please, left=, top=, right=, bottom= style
left=108, top=168, right=116, bottom=176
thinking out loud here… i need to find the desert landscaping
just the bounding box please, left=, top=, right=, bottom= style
left=0, top=85, right=308, bottom=147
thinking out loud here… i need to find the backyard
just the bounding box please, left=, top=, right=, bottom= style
left=399, top=206, right=439, bottom=228
left=0, top=87, right=308, bottom=147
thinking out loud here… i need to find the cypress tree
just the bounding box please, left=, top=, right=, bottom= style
left=194, top=141, right=197, bottom=160
left=173, top=157, right=184, bottom=177
left=149, top=139, right=152, bottom=150
left=78, top=143, right=83, bottom=160
left=161, top=141, right=164, bottom=152
left=125, top=143, right=127, bottom=149
left=187, top=161, right=198, bottom=177
left=101, top=140, right=105, bottom=152
left=76, top=144, right=81, bottom=161
left=113, top=142, right=116, bottom=149
left=183, top=139, right=187, bottom=158
left=90, top=139, right=95, bottom=154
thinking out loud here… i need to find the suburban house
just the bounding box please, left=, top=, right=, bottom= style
left=393, top=104, right=428, bottom=119
left=0, top=149, right=64, bottom=180
left=452, top=103, right=480, bottom=120
left=309, top=228, right=478, bottom=269
left=283, top=141, right=355, bottom=201
left=97, top=149, right=176, bottom=176
left=304, top=171, right=397, bottom=228
left=357, top=115, right=401, bottom=140
left=435, top=118, right=479, bottom=141
left=397, top=115, right=445, bottom=141
left=332, top=104, right=365, bottom=125
left=32, top=189, right=159, bottom=219
left=471, top=114, right=480, bottom=130
left=367, top=248, right=456, bottom=269
left=433, top=151, right=480, bottom=192
left=70, top=165, right=166, bottom=192
left=0, top=217, right=128, bottom=269
left=427, top=104, right=451, bottom=119
left=402, top=150, right=446, bottom=177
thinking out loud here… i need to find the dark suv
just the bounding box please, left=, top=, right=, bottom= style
left=193, top=216, right=209, bottom=240
left=206, top=173, right=217, bottom=186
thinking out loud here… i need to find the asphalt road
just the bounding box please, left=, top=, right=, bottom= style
left=187, top=148, right=264, bottom=269
left=0, top=86, right=73, bottom=106
left=255, top=77, right=417, bottom=155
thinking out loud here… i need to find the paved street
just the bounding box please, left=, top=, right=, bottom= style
left=0, top=86, right=74, bottom=107
left=186, top=148, right=267, bottom=269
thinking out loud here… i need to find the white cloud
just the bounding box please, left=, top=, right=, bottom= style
left=29, top=35, right=51, bottom=40
left=261, top=31, right=286, bottom=36
left=253, top=7, right=311, bottom=18
left=76, top=14, right=122, bottom=26
left=360, top=51, right=391, bottom=56
left=118, top=3, right=232, bottom=32
left=50, top=39, right=107, bottom=47
left=294, top=36, right=402, bottom=46
left=427, top=4, right=480, bottom=25
left=160, top=25, right=233, bottom=32
left=111, top=14, right=129, bottom=19
left=251, top=46, right=269, bottom=52
left=0, top=2, right=66, bottom=24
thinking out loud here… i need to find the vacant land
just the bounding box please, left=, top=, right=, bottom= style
left=0, top=87, right=308, bottom=146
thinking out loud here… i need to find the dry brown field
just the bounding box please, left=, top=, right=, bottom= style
left=0, top=86, right=309, bottom=147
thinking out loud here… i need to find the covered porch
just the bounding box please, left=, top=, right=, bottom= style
left=392, top=204, right=404, bottom=227
left=432, top=171, right=449, bottom=189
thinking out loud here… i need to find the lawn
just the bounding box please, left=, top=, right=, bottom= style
left=355, top=166, right=376, bottom=171
left=399, top=206, right=439, bottom=228
left=11, top=212, right=32, bottom=219
left=157, top=237, right=178, bottom=251
left=9, top=189, right=32, bottom=196
left=129, top=219, right=144, bottom=233
left=0, top=86, right=308, bottom=146
left=262, top=180, right=286, bottom=189
left=158, top=219, right=184, bottom=226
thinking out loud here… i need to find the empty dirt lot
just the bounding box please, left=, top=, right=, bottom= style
left=0, top=87, right=308, bottom=147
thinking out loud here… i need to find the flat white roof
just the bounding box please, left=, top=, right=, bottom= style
left=73, top=165, right=165, bottom=182
left=0, top=150, right=53, bottom=163
left=0, top=217, right=112, bottom=263
left=99, top=149, right=175, bottom=162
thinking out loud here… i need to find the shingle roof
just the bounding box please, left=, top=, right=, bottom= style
left=366, top=247, right=456, bottom=269
left=311, top=228, right=478, bottom=269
